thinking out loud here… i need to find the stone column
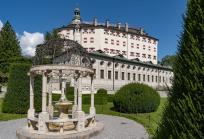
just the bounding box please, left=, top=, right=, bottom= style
left=38, top=70, right=49, bottom=134
left=27, top=72, right=36, bottom=131
left=28, top=72, right=36, bottom=117
left=72, top=75, right=78, bottom=118
left=89, top=74, right=96, bottom=114
left=74, top=71, right=85, bottom=132
left=46, top=72, right=54, bottom=119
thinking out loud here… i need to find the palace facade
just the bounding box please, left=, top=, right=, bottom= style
left=50, top=7, right=174, bottom=94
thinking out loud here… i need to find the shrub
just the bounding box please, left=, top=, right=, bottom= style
left=66, top=87, right=75, bottom=96
left=107, top=94, right=114, bottom=102
left=96, top=88, right=107, bottom=96
left=2, top=63, right=42, bottom=113
left=82, top=97, right=107, bottom=105
left=113, top=82, right=160, bottom=113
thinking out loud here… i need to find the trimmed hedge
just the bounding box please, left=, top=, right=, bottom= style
left=113, top=82, right=160, bottom=113
left=2, top=63, right=42, bottom=113
left=97, top=88, right=107, bottom=96
left=0, top=57, right=33, bottom=75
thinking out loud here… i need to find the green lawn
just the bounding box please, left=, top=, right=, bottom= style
left=0, top=97, right=168, bottom=138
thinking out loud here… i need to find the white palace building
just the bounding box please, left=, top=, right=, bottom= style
left=50, top=7, right=174, bottom=95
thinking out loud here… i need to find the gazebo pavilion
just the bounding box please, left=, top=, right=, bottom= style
left=26, top=38, right=96, bottom=134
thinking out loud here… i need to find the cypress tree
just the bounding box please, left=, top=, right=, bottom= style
left=0, top=20, right=22, bottom=59
left=155, top=0, right=204, bottom=138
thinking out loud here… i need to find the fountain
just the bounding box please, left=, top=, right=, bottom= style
left=16, top=38, right=104, bottom=139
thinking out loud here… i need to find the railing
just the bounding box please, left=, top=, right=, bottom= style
left=67, top=21, right=144, bottom=31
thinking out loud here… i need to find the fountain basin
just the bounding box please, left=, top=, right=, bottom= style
left=54, top=101, right=73, bottom=119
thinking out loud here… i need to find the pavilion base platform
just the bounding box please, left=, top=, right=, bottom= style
left=16, top=120, right=104, bottom=139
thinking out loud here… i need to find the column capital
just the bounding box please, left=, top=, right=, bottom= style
left=27, top=72, right=36, bottom=77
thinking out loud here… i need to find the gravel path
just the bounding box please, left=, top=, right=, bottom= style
left=0, top=114, right=150, bottom=139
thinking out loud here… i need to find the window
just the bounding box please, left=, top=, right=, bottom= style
left=154, top=47, right=156, bottom=52
left=128, top=73, right=130, bottom=80
left=116, top=50, right=120, bottom=55
left=143, top=75, right=145, bottom=81
left=116, top=40, right=119, bottom=45
left=90, top=37, right=94, bottom=43
left=122, top=72, right=124, bottom=80
left=148, top=46, right=151, bottom=51
left=159, top=76, right=161, bottom=82
left=143, top=37, right=146, bottom=42
left=91, top=29, right=95, bottom=33
left=123, top=41, right=126, bottom=46
left=148, top=75, right=150, bottom=82
left=84, top=29, right=88, bottom=33
left=110, top=31, right=113, bottom=35
left=122, top=51, right=126, bottom=55
left=104, top=29, right=107, bottom=34
left=108, top=71, right=111, bottom=79
left=111, top=39, right=114, bottom=45
left=100, top=70, right=104, bottom=79
left=153, top=56, right=157, bottom=60
left=133, top=73, right=135, bottom=81
left=67, top=30, right=70, bottom=34
left=115, top=71, right=118, bottom=79
left=156, top=76, right=158, bottom=82
left=84, top=38, right=87, bottom=43
left=136, top=53, right=140, bottom=57
left=137, top=44, right=139, bottom=49
left=94, top=69, right=96, bottom=75
left=148, top=54, right=151, bottom=59
left=130, top=35, right=133, bottom=39
left=142, top=54, right=146, bottom=58
left=138, top=74, right=141, bottom=81
left=104, top=48, right=109, bottom=53
left=130, top=52, right=134, bottom=56
left=152, top=75, right=154, bottom=82
left=163, top=77, right=165, bottom=82
left=166, top=77, right=168, bottom=83
left=143, top=45, right=145, bottom=50
left=117, top=32, right=120, bottom=37
left=131, top=43, right=134, bottom=48
left=123, top=33, right=125, bottom=38
left=105, top=38, right=108, bottom=44
left=110, top=49, right=114, bottom=54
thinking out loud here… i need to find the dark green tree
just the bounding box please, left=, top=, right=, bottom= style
left=44, top=31, right=52, bottom=42
left=155, top=0, right=204, bottom=138
left=44, top=28, right=60, bottom=42
left=0, top=20, right=22, bottom=59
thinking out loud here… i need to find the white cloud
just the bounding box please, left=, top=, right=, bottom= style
left=0, top=20, right=3, bottom=30
left=19, top=31, right=44, bottom=57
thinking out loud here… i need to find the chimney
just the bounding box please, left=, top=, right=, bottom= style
left=125, top=22, right=128, bottom=32
left=140, top=27, right=143, bottom=35
left=118, top=21, right=121, bottom=29
left=106, top=19, right=109, bottom=27
left=94, top=17, right=97, bottom=26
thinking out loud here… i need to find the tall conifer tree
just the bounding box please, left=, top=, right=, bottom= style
left=0, top=20, right=22, bottom=59
left=155, top=0, right=204, bottom=138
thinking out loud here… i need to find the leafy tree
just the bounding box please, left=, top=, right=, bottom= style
left=0, top=20, right=22, bottom=59
left=158, top=55, right=177, bottom=67
left=44, top=28, right=60, bottom=42
left=155, top=0, right=204, bottom=138
left=44, top=31, right=52, bottom=42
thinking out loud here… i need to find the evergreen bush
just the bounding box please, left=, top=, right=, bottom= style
left=113, top=82, right=160, bottom=113
left=2, top=63, right=42, bottom=113
left=155, top=0, right=204, bottom=138
left=107, top=94, right=114, bottom=102
left=82, top=97, right=107, bottom=105
left=96, top=88, right=108, bottom=96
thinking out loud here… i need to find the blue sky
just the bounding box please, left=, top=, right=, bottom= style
left=0, top=0, right=187, bottom=61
